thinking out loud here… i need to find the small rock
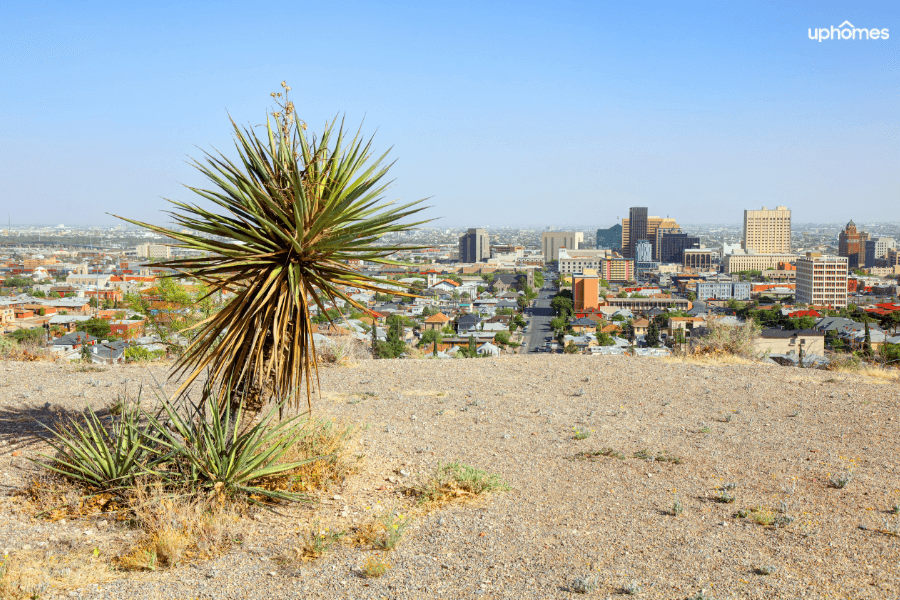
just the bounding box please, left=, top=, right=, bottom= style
left=332, top=495, right=343, bottom=501
left=399, top=469, right=411, bottom=477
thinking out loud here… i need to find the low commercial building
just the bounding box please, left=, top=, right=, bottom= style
left=683, top=249, right=712, bottom=271
left=606, top=296, right=690, bottom=312
left=723, top=251, right=799, bottom=273
left=696, top=281, right=751, bottom=301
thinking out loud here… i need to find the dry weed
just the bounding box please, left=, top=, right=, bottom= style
left=407, top=461, right=510, bottom=511
left=0, top=549, right=113, bottom=597
left=824, top=356, right=899, bottom=383
left=262, top=418, right=358, bottom=494
left=691, top=320, right=761, bottom=359
left=360, top=555, right=390, bottom=578
left=116, top=484, right=244, bottom=571
left=317, top=334, right=369, bottom=366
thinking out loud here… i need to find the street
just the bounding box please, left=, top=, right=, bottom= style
left=521, top=286, right=556, bottom=352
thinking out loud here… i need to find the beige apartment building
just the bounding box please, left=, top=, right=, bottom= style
left=542, top=232, right=583, bottom=262
left=723, top=251, right=799, bottom=273
left=795, top=253, right=848, bottom=308
left=742, top=206, right=791, bottom=253
left=135, top=243, right=171, bottom=259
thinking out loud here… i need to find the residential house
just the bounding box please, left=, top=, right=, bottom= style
left=108, top=319, right=145, bottom=338
left=423, top=312, right=450, bottom=331
left=668, top=316, right=705, bottom=340
left=753, top=328, right=825, bottom=357
left=456, top=314, right=481, bottom=334
left=51, top=331, right=97, bottom=352
left=569, top=317, right=597, bottom=334
left=477, top=342, right=500, bottom=356
left=492, top=274, right=522, bottom=293
left=88, top=340, right=128, bottom=365
left=631, top=318, right=650, bottom=338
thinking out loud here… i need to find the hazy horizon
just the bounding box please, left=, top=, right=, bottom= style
left=1, top=1, right=897, bottom=227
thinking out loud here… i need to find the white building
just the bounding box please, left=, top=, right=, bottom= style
left=796, top=253, right=848, bottom=308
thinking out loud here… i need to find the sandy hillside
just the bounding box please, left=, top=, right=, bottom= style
left=1, top=356, right=899, bottom=599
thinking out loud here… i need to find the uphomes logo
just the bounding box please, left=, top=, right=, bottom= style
left=809, top=21, right=889, bottom=41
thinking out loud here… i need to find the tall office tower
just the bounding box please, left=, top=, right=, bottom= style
left=458, top=228, right=490, bottom=263
left=541, top=231, right=583, bottom=262
left=622, top=209, right=678, bottom=259
left=658, top=230, right=701, bottom=263
left=838, top=220, right=870, bottom=270
left=742, top=206, right=792, bottom=253
left=595, top=225, right=622, bottom=250
left=624, top=207, right=647, bottom=258
left=796, top=253, right=848, bottom=308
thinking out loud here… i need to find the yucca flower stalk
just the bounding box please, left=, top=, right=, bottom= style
left=116, top=83, right=430, bottom=410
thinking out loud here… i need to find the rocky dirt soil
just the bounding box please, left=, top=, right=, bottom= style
left=1, top=356, right=899, bottom=599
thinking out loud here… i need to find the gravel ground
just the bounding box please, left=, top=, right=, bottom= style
left=1, top=356, right=899, bottom=599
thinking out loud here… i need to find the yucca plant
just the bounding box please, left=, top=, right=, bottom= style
left=145, top=383, right=316, bottom=503
left=34, top=401, right=159, bottom=491
left=115, top=82, right=430, bottom=410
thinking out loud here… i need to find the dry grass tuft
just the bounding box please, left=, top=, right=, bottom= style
left=262, top=418, right=359, bottom=494
left=823, top=355, right=899, bottom=383
left=662, top=354, right=760, bottom=367
left=19, top=475, right=124, bottom=522
left=691, top=320, right=761, bottom=360
left=115, top=483, right=245, bottom=571
left=0, top=549, right=114, bottom=598
left=407, top=461, right=510, bottom=511
left=361, top=555, right=390, bottom=578
left=317, top=334, right=370, bottom=366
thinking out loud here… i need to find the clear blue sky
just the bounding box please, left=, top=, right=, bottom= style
left=0, top=1, right=896, bottom=227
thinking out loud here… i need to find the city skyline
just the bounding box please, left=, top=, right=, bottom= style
left=1, top=1, right=897, bottom=226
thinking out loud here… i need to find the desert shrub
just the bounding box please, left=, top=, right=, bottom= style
left=123, top=346, right=166, bottom=362
left=317, top=334, right=370, bottom=365
left=116, top=484, right=244, bottom=570
left=691, top=320, right=761, bottom=359
left=409, top=461, right=509, bottom=508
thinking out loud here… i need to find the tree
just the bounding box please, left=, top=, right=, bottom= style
left=419, top=329, right=443, bottom=355
left=82, top=318, right=111, bottom=339
left=617, top=290, right=629, bottom=298
left=863, top=319, right=873, bottom=357
left=477, top=286, right=485, bottom=294
left=375, top=315, right=407, bottom=359
left=551, top=295, right=573, bottom=318
left=550, top=316, right=568, bottom=333
left=32, top=289, right=46, bottom=298
left=494, top=331, right=510, bottom=345
left=595, top=332, right=614, bottom=346
left=533, top=271, right=544, bottom=288
left=116, top=83, right=430, bottom=410
left=563, top=341, right=579, bottom=354
left=646, top=322, right=660, bottom=347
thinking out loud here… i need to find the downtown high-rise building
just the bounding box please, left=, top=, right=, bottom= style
left=458, top=228, right=490, bottom=263
left=621, top=208, right=678, bottom=259
left=796, top=252, right=848, bottom=308
left=742, top=206, right=791, bottom=254
left=838, top=220, right=870, bottom=269
left=541, top=231, right=583, bottom=262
